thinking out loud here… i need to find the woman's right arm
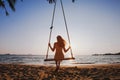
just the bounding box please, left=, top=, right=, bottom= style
left=48, top=43, right=55, bottom=52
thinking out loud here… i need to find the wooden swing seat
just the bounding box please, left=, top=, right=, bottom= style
left=44, top=0, right=75, bottom=62
left=44, top=57, right=75, bottom=61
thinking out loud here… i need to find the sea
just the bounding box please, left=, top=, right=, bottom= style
left=0, top=54, right=120, bottom=66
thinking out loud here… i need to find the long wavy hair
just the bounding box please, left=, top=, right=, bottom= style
left=57, top=35, right=66, bottom=47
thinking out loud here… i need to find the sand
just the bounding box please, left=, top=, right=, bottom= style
left=0, top=64, right=120, bottom=80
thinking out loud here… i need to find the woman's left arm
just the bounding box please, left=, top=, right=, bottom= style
left=63, top=46, right=71, bottom=53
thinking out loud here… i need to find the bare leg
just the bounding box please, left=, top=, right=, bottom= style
left=55, top=61, right=57, bottom=67
left=55, top=61, right=59, bottom=72
left=55, top=60, right=61, bottom=72
left=57, top=61, right=61, bottom=71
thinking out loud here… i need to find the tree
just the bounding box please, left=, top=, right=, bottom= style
left=0, top=0, right=18, bottom=16
left=47, top=0, right=75, bottom=3
left=0, top=0, right=75, bottom=16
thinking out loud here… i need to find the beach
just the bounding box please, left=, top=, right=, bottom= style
left=0, top=64, right=120, bottom=80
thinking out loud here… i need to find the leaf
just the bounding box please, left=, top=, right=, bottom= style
left=7, top=0, right=16, bottom=11
left=47, top=0, right=75, bottom=4
left=47, top=0, right=56, bottom=4
left=72, top=0, right=75, bottom=3
left=0, top=0, right=5, bottom=8
left=5, top=10, right=9, bottom=16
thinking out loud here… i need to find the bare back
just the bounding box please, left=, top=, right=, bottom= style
left=54, top=42, right=64, bottom=60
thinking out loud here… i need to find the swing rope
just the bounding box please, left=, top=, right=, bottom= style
left=60, top=0, right=74, bottom=58
left=46, top=0, right=56, bottom=59
left=45, top=0, right=75, bottom=61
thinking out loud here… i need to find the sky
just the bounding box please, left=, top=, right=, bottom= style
left=0, top=0, right=120, bottom=55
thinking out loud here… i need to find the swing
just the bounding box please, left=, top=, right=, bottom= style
left=44, top=0, right=75, bottom=61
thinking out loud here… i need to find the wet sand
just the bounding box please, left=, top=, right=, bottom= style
left=0, top=64, right=120, bottom=80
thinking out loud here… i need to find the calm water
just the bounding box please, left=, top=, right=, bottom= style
left=0, top=54, right=120, bottom=65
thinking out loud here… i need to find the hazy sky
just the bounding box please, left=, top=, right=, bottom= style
left=0, top=0, right=120, bottom=55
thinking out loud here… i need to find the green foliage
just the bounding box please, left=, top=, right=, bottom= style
left=47, top=0, right=75, bottom=3
left=47, top=0, right=56, bottom=3
left=0, top=0, right=17, bottom=16
left=7, top=0, right=17, bottom=11
left=0, top=0, right=75, bottom=16
left=0, top=0, right=4, bottom=8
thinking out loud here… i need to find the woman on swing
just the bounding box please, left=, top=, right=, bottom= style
left=49, top=35, right=71, bottom=71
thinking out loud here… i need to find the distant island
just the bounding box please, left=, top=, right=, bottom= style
left=0, top=53, right=34, bottom=56
left=0, top=53, right=11, bottom=55
left=92, top=52, right=120, bottom=56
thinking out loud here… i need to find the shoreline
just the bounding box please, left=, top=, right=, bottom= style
left=0, top=63, right=120, bottom=80
left=1, top=62, right=120, bottom=66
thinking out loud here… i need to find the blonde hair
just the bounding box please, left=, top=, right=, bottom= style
left=57, top=35, right=66, bottom=47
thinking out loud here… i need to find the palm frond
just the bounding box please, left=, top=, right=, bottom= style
left=0, top=0, right=5, bottom=8
left=0, top=0, right=9, bottom=16
left=72, top=0, right=75, bottom=2
left=5, top=10, right=9, bottom=16
left=47, top=0, right=56, bottom=4
left=47, top=0, right=75, bottom=3
left=7, top=0, right=16, bottom=11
